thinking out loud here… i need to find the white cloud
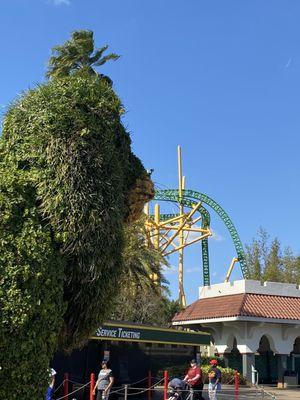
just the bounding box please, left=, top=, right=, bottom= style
left=210, top=228, right=225, bottom=242
left=162, top=264, right=177, bottom=275
left=186, top=266, right=201, bottom=274
left=163, top=264, right=202, bottom=275
left=50, top=0, right=70, bottom=5
left=285, top=58, right=292, bottom=69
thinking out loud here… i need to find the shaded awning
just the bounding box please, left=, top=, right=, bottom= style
left=90, top=321, right=210, bottom=346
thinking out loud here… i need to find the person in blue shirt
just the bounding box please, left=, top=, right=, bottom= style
left=45, top=368, right=56, bottom=400
left=208, top=360, right=221, bottom=400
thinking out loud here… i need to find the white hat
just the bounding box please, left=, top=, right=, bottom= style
left=50, top=368, right=57, bottom=376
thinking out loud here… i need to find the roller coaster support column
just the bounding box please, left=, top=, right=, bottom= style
left=154, top=204, right=160, bottom=250
left=225, top=258, right=239, bottom=283
left=178, top=145, right=186, bottom=308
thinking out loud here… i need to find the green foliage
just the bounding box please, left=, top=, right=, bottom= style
left=246, top=227, right=300, bottom=283
left=111, top=216, right=179, bottom=326
left=0, top=34, right=152, bottom=399
left=201, top=365, right=246, bottom=385
left=122, top=216, right=168, bottom=290
left=246, top=241, right=262, bottom=280
left=264, top=238, right=283, bottom=282
left=0, top=160, right=65, bottom=398
left=111, top=287, right=180, bottom=326
left=47, top=30, right=120, bottom=81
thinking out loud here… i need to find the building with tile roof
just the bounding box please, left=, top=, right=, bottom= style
left=172, top=280, right=300, bottom=386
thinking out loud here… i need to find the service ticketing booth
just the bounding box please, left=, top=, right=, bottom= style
left=52, top=320, right=210, bottom=396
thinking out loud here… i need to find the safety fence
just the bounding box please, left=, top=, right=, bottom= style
left=53, top=370, right=277, bottom=400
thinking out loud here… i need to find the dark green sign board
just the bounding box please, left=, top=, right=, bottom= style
left=90, top=322, right=210, bottom=346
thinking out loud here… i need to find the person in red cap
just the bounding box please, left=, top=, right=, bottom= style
left=183, top=359, right=204, bottom=400
left=208, top=359, right=221, bottom=400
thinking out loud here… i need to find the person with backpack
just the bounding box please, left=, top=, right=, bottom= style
left=208, top=359, right=221, bottom=400
left=183, top=359, right=204, bottom=400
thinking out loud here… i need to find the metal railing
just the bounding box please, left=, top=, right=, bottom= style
left=53, top=380, right=277, bottom=400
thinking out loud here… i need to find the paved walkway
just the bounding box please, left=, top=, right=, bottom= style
left=203, top=384, right=300, bottom=399
left=155, top=384, right=300, bottom=399
left=260, top=386, right=300, bottom=399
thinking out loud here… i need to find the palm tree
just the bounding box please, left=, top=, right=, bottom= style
left=110, top=216, right=175, bottom=325
left=122, top=215, right=168, bottom=291
left=47, top=30, right=120, bottom=81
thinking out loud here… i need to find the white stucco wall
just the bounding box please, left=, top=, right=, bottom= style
left=185, top=280, right=300, bottom=358
left=199, top=279, right=300, bottom=299
left=201, top=320, right=300, bottom=355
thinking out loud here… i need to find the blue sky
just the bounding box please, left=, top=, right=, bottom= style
left=1, top=0, right=300, bottom=303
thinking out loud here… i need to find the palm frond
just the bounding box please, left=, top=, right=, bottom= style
left=94, top=53, right=120, bottom=66
left=47, top=30, right=119, bottom=80
left=89, top=45, right=109, bottom=64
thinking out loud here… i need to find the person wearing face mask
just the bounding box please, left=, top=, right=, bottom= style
left=183, top=359, right=204, bottom=400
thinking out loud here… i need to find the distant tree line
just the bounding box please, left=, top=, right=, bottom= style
left=246, top=228, right=300, bottom=284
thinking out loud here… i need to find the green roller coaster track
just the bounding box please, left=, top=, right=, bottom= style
left=153, top=189, right=249, bottom=286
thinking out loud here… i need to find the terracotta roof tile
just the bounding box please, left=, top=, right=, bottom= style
left=172, top=293, right=300, bottom=322
left=173, top=293, right=245, bottom=321
left=241, top=294, right=300, bottom=320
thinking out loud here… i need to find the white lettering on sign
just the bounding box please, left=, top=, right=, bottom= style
left=96, top=328, right=118, bottom=338
left=96, top=327, right=141, bottom=340
left=118, top=328, right=141, bottom=339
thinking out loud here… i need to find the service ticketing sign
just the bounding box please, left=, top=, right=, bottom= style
left=90, top=322, right=210, bottom=346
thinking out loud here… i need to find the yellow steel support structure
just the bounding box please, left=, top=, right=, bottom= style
left=178, top=146, right=185, bottom=308
left=224, top=257, right=239, bottom=283
left=145, top=146, right=212, bottom=309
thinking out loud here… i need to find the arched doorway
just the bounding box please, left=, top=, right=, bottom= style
left=293, top=337, right=300, bottom=353
left=291, top=337, right=300, bottom=384
left=222, top=336, right=242, bottom=372
left=226, top=337, right=242, bottom=372
left=255, top=335, right=277, bottom=383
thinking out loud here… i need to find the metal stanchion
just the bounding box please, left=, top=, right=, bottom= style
left=163, top=371, right=169, bottom=400
left=63, top=373, right=69, bottom=400
left=234, top=370, right=239, bottom=400
left=124, top=384, right=128, bottom=400
left=147, top=370, right=152, bottom=400
left=90, top=373, right=95, bottom=400
left=190, top=387, right=194, bottom=400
